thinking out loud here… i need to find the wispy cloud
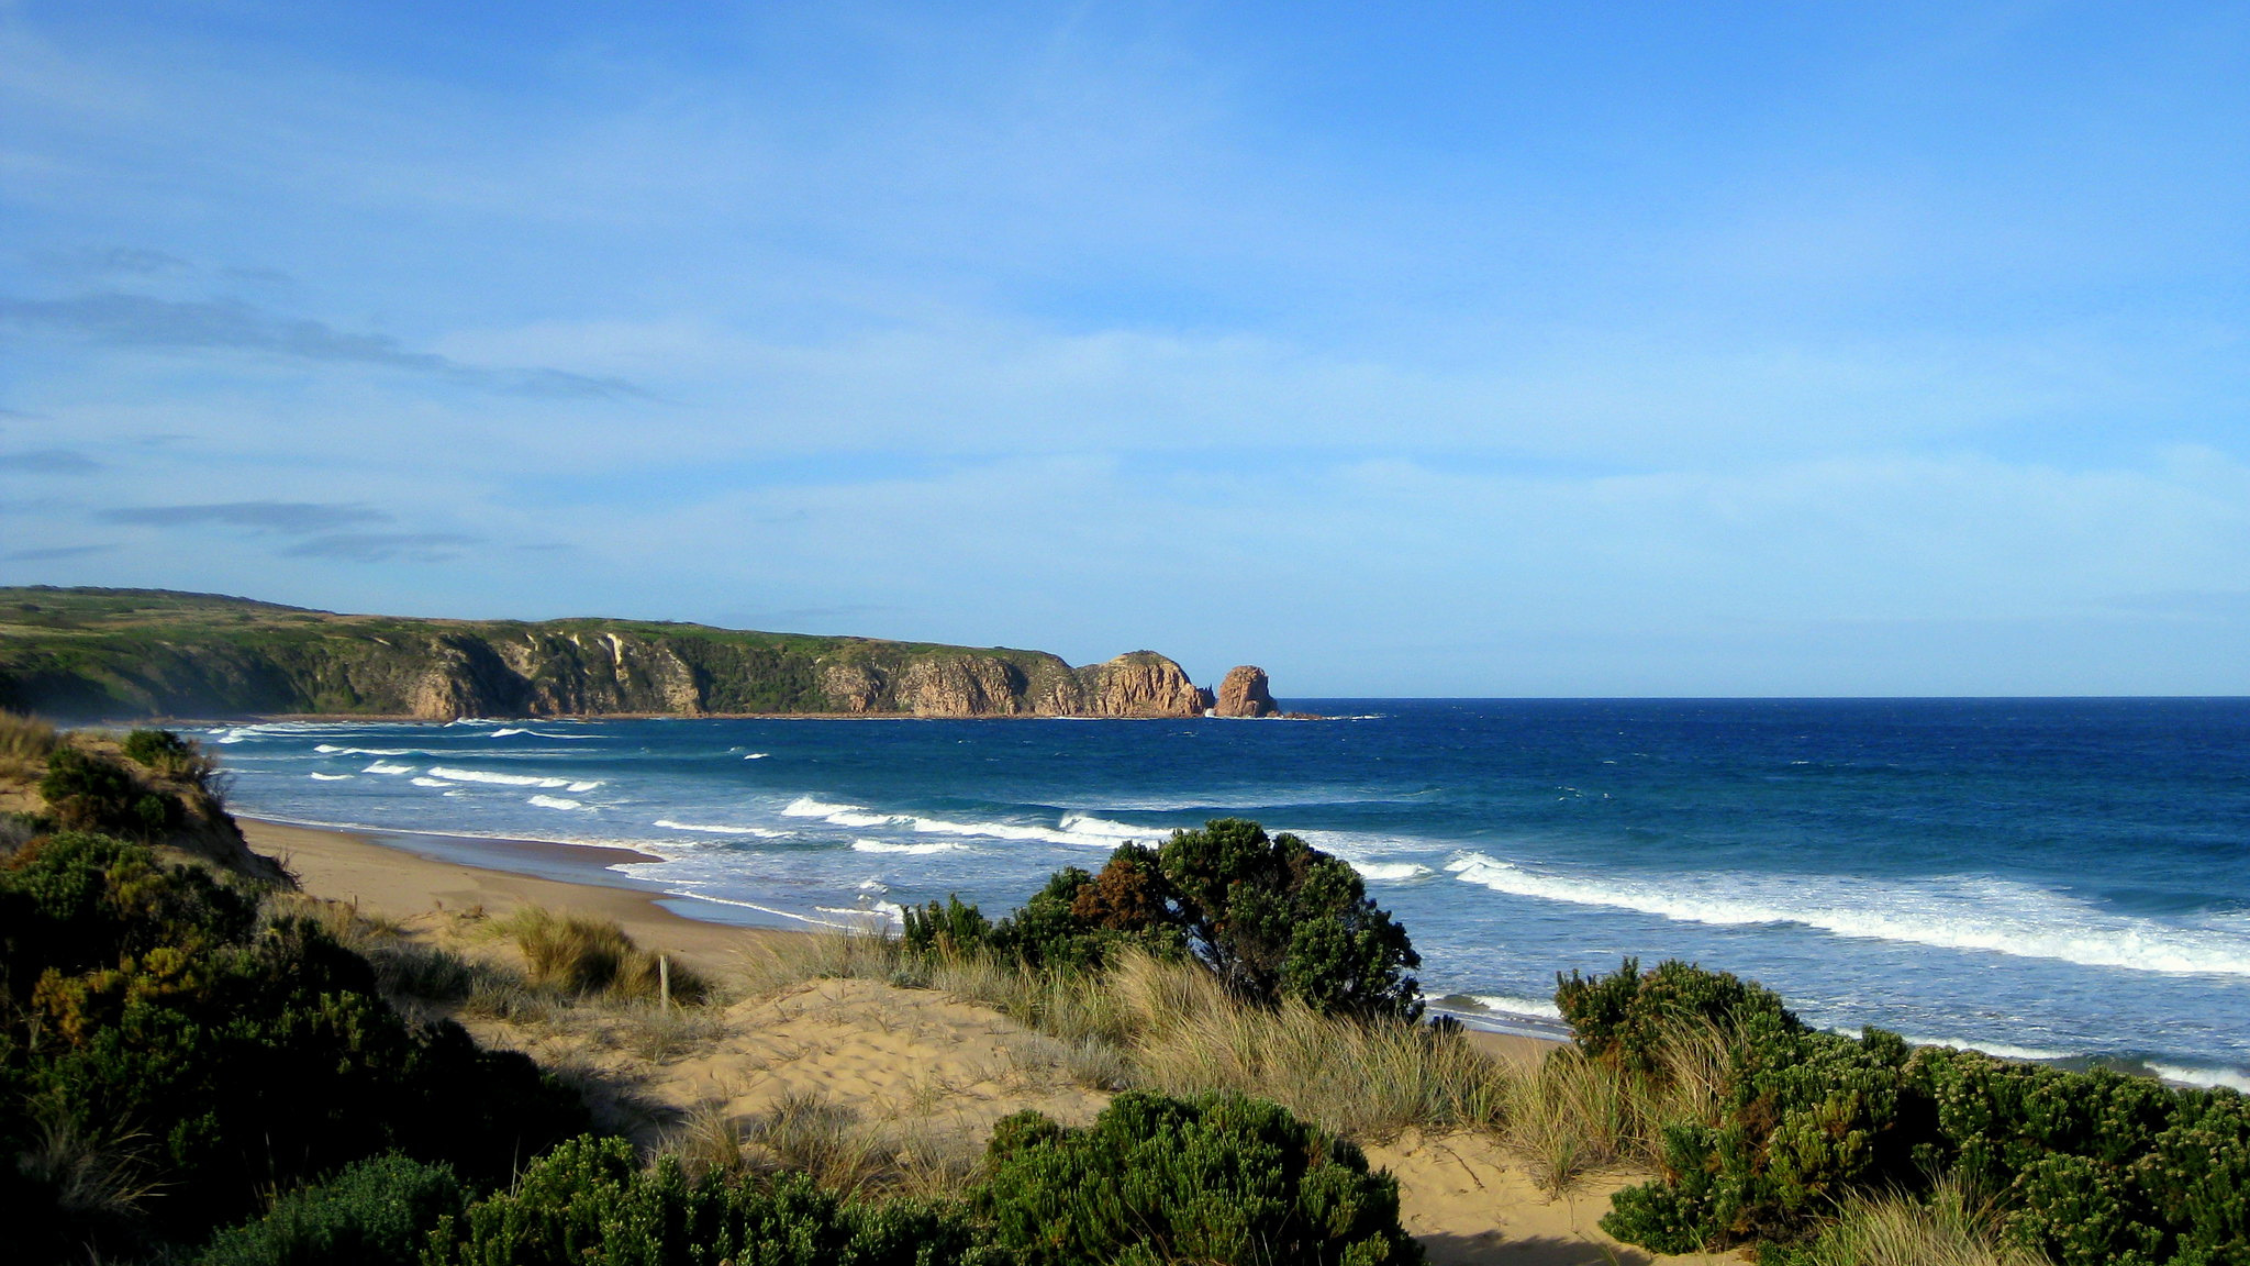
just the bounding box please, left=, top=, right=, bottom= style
left=280, top=532, right=476, bottom=563
left=2, top=543, right=114, bottom=562
left=101, top=500, right=389, bottom=533
left=0, top=293, right=647, bottom=399
left=0, top=449, right=102, bottom=474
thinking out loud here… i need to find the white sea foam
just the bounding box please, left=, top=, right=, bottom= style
left=411, top=777, right=454, bottom=788
left=654, top=819, right=786, bottom=837
left=528, top=795, right=582, bottom=811
left=2149, top=1063, right=2250, bottom=1092
left=852, top=839, right=965, bottom=855
left=364, top=762, right=412, bottom=775
left=1469, top=994, right=1566, bottom=1021
left=308, top=772, right=353, bottom=781
left=1877, top=1032, right=2075, bottom=1062
left=783, top=796, right=862, bottom=817
left=1352, top=861, right=1435, bottom=882
left=815, top=900, right=905, bottom=925
left=1445, top=852, right=2250, bottom=977
left=744, top=752, right=769, bottom=760
left=315, top=745, right=416, bottom=756
left=426, top=765, right=576, bottom=789
left=567, top=781, right=602, bottom=792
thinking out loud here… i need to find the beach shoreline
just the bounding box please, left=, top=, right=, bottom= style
left=240, top=815, right=1564, bottom=1060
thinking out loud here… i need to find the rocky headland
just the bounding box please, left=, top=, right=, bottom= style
left=0, top=587, right=1283, bottom=722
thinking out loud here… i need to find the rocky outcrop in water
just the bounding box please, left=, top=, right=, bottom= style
left=0, top=587, right=1241, bottom=722
left=1215, top=665, right=1279, bottom=717
left=1072, top=651, right=1207, bottom=718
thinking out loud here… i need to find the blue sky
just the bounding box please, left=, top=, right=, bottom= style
left=3, top=2, right=2247, bottom=695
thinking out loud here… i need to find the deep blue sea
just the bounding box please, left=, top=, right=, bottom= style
left=206, top=699, right=2250, bottom=1089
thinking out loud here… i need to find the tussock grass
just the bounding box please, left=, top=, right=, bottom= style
left=270, top=893, right=497, bottom=1003
left=665, top=1089, right=988, bottom=1200
left=729, top=928, right=1746, bottom=1188
left=1109, top=951, right=1510, bottom=1143
left=0, top=715, right=58, bottom=764
left=1795, top=1175, right=2048, bottom=1266
left=495, top=905, right=711, bottom=1004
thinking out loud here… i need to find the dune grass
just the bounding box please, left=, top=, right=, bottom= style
left=0, top=709, right=58, bottom=778
left=1789, top=1174, right=2046, bottom=1266
left=493, top=905, right=711, bottom=1005
left=728, top=927, right=1730, bottom=1187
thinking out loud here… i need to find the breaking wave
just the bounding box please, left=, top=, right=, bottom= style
left=852, top=839, right=966, bottom=855
left=653, top=819, right=786, bottom=837
left=1444, top=853, right=2250, bottom=977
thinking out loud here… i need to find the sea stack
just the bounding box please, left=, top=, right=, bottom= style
left=1215, top=665, right=1279, bottom=717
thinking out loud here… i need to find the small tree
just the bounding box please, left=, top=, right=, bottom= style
left=1153, top=819, right=1423, bottom=1022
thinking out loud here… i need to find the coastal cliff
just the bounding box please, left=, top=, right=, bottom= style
left=0, top=587, right=1235, bottom=722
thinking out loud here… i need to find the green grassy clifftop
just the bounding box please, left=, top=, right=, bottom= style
left=0, top=587, right=1211, bottom=721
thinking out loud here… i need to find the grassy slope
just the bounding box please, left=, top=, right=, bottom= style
left=0, top=586, right=1084, bottom=720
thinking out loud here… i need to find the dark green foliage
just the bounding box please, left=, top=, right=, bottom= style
left=37, top=744, right=180, bottom=837
left=914, top=822, right=1422, bottom=1021
left=196, top=1154, right=466, bottom=1266
left=423, top=1134, right=996, bottom=1266
left=1556, top=956, right=1801, bottom=1073
left=120, top=727, right=195, bottom=772
left=0, top=832, right=589, bottom=1257
left=978, top=1090, right=1422, bottom=1266
left=1156, top=822, right=1425, bottom=1020
left=1575, top=960, right=2250, bottom=1265
left=901, top=894, right=995, bottom=958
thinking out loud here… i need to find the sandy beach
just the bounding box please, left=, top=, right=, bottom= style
left=240, top=817, right=1726, bottom=1266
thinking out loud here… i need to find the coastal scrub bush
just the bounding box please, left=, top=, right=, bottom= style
left=0, top=831, right=589, bottom=1254
left=38, top=742, right=180, bottom=837
left=978, top=1089, right=1422, bottom=1265
left=196, top=1154, right=467, bottom=1266
left=424, top=1133, right=997, bottom=1266
left=1576, top=960, right=2250, bottom=1265
left=122, top=726, right=222, bottom=792
left=910, top=820, right=1423, bottom=1022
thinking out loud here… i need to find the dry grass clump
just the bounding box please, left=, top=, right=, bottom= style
left=0, top=709, right=59, bottom=779
left=496, top=905, right=711, bottom=1005
left=268, top=893, right=498, bottom=1005
left=1795, top=1175, right=2047, bottom=1266
left=730, top=928, right=1747, bottom=1192
left=667, top=1090, right=986, bottom=1200
left=1108, top=950, right=1510, bottom=1143
left=1504, top=1015, right=1735, bottom=1191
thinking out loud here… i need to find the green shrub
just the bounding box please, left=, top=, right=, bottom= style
left=0, top=833, right=590, bottom=1254
left=196, top=1154, right=466, bottom=1266
left=1155, top=821, right=1422, bottom=1021
left=424, top=1133, right=996, bottom=1266
left=38, top=744, right=180, bottom=837
left=1578, top=961, right=2250, bottom=1265
left=902, top=893, right=995, bottom=959
left=1556, top=955, right=1799, bottom=1075
left=914, top=820, right=1422, bottom=1022
left=977, top=1090, right=1422, bottom=1265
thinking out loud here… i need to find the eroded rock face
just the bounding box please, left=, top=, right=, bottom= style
left=821, top=663, right=885, bottom=713
left=1215, top=665, right=1279, bottom=718
left=1074, top=652, right=1205, bottom=718
left=897, top=655, right=1030, bottom=717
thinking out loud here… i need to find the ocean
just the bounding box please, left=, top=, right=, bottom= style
left=204, top=698, right=2250, bottom=1090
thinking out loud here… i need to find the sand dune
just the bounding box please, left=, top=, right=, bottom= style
left=245, top=819, right=1728, bottom=1265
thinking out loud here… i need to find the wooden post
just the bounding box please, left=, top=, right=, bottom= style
left=659, top=955, right=670, bottom=1013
